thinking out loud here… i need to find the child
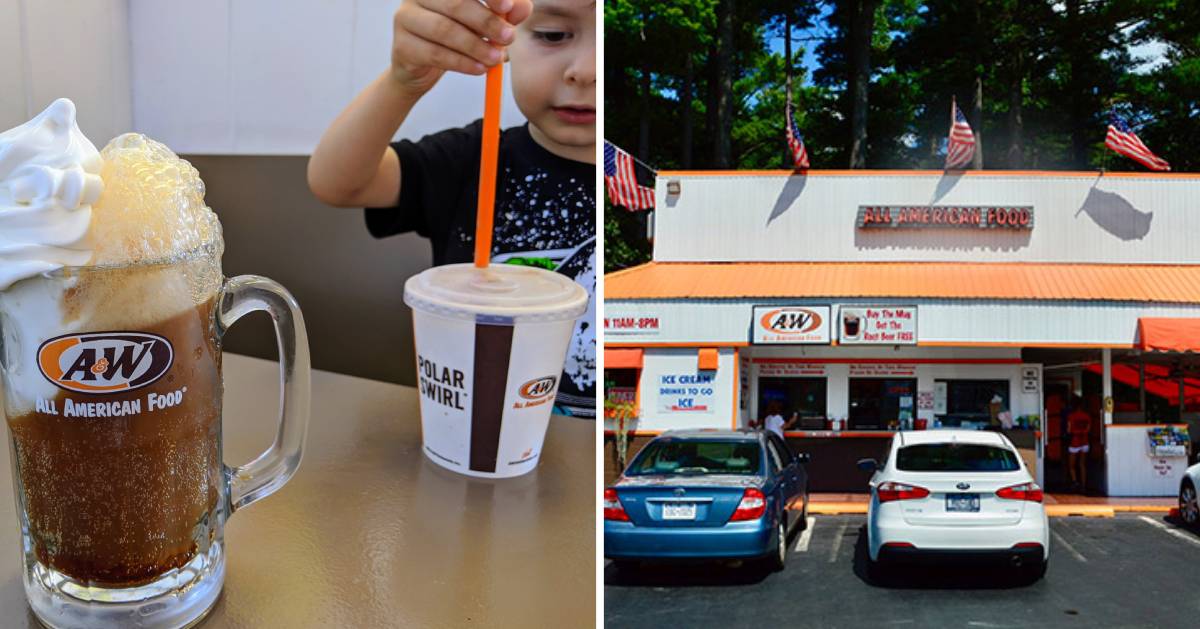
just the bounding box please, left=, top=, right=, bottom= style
left=309, top=0, right=596, bottom=417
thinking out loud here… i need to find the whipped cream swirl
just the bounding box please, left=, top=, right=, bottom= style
left=0, top=98, right=103, bottom=290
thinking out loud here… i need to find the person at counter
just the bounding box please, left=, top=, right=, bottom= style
left=1067, top=397, right=1093, bottom=493
left=751, top=401, right=798, bottom=439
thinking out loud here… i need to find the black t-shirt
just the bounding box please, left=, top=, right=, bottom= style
left=366, top=120, right=596, bottom=418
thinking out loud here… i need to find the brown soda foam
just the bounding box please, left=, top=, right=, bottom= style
left=7, top=285, right=222, bottom=587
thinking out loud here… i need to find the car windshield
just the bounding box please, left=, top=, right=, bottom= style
left=896, top=443, right=1020, bottom=472
left=628, top=440, right=761, bottom=476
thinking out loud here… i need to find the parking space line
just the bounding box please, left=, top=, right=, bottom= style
left=793, top=517, right=816, bottom=552
left=1137, top=515, right=1200, bottom=548
left=1049, top=527, right=1087, bottom=563
left=1056, top=518, right=1109, bottom=555
left=828, top=521, right=848, bottom=562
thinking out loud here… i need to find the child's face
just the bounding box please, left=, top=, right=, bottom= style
left=508, top=0, right=595, bottom=163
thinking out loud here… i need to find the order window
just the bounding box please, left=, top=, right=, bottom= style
left=937, top=379, right=1010, bottom=427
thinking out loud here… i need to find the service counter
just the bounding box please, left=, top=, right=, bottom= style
left=1104, top=424, right=1191, bottom=497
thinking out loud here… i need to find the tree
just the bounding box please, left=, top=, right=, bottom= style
left=848, top=0, right=882, bottom=167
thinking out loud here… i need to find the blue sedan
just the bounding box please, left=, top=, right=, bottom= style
left=604, top=429, right=810, bottom=572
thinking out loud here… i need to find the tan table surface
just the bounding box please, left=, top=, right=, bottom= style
left=0, top=354, right=596, bottom=628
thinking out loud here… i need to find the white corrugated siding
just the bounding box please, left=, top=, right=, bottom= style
left=654, top=173, right=1200, bottom=264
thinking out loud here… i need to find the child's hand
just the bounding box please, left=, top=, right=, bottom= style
left=390, top=0, right=532, bottom=94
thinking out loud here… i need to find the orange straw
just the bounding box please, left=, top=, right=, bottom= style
left=474, top=63, right=504, bottom=268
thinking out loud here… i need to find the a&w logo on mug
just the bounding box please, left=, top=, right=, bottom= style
left=518, top=376, right=558, bottom=401
left=38, top=332, right=174, bottom=394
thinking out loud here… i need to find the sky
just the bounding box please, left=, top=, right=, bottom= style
left=765, top=5, right=1169, bottom=88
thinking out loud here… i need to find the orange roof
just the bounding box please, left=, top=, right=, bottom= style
left=605, top=262, right=1200, bottom=304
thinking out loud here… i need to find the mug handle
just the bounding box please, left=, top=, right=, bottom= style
left=217, top=275, right=311, bottom=513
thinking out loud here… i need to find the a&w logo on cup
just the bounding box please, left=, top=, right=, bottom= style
left=514, top=375, right=557, bottom=409
left=38, top=332, right=174, bottom=394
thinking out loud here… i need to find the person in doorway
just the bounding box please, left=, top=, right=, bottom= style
left=1066, top=396, right=1093, bottom=493
left=752, top=401, right=798, bottom=440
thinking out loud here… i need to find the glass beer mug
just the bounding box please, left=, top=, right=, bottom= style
left=0, top=240, right=310, bottom=628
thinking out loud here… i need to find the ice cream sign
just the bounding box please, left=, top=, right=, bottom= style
left=752, top=306, right=831, bottom=344
left=838, top=306, right=917, bottom=345
left=658, top=372, right=715, bottom=414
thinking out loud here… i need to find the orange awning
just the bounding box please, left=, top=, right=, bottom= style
left=605, top=348, right=643, bottom=370
left=1137, top=318, right=1200, bottom=353
left=606, top=262, right=1200, bottom=303
left=698, top=348, right=720, bottom=370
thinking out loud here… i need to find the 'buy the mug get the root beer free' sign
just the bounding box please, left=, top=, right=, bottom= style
left=838, top=306, right=917, bottom=345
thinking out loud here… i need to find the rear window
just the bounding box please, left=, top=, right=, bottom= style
left=629, top=440, right=761, bottom=476
left=896, top=443, right=1020, bottom=472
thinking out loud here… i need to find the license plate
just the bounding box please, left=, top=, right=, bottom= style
left=946, top=494, right=980, bottom=512
left=662, top=503, right=697, bottom=520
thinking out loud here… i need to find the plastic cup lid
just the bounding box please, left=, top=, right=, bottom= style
left=404, top=263, right=588, bottom=324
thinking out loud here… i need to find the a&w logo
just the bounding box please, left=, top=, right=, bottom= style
left=760, top=308, right=823, bottom=335
left=38, top=332, right=174, bottom=394
left=518, top=375, right=558, bottom=400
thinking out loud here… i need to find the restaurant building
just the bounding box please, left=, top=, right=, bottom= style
left=604, top=171, right=1200, bottom=495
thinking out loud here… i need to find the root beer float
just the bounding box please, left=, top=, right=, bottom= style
left=0, top=99, right=310, bottom=629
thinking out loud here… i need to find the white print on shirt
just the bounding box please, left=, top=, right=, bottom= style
left=454, top=166, right=595, bottom=412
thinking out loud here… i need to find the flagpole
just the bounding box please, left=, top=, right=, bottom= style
left=946, top=96, right=955, bottom=171
left=1099, top=103, right=1111, bottom=177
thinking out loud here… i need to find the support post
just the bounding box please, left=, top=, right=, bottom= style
left=1102, top=348, right=1113, bottom=425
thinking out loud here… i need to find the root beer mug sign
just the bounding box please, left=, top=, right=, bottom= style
left=838, top=306, right=918, bottom=344
left=405, top=264, right=587, bottom=479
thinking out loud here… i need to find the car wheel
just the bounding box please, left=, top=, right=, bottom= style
left=1019, top=559, right=1047, bottom=584
left=765, top=520, right=787, bottom=572
left=610, top=560, right=637, bottom=573
left=865, top=554, right=887, bottom=584
left=1180, top=480, right=1200, bottom=528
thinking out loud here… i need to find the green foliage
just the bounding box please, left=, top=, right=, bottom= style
left=604, top=201, right=652, bottom=273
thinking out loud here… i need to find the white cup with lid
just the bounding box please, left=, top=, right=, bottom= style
left=404, top=263, right=588, bottom=478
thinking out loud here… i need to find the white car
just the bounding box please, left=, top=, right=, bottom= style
left=860, top=429, right=1049, bottom=583
left=1180, top=461, right=1200, bottom=528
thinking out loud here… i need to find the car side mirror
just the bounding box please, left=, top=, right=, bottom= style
left=795, top=453, right=811, bottom=464
left=856, top=458, right=879, bottom=472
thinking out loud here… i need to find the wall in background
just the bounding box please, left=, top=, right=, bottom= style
left=0, top=0, right=132, bottom=144
left=0, top=0, right=526, bottom=153
left=130, top=0, right=525, bottom=155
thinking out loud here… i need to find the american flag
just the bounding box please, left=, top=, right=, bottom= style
left=944, top=99, right=975, bottom=170
left=785, top=96, right=810, bottom=170
left=604, top=141, right=655, bottom=211
left=1106, top=110, right=1170, bottom=171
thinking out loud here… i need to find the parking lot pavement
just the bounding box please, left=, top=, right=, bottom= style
left=605, top=514, right=1200, bottom=628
